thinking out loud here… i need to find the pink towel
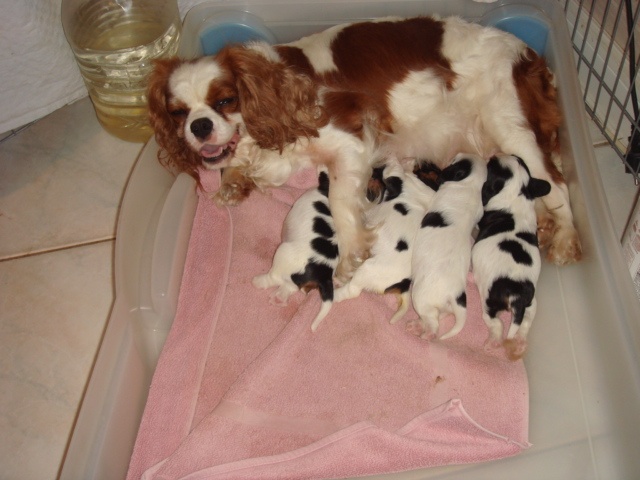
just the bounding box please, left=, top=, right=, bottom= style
left=126, top=169, right=530, bottom=480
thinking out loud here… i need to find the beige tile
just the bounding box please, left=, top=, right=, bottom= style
left=0, top=240, right=114, bottom=480
left=0, top=98, right=143, bottom=259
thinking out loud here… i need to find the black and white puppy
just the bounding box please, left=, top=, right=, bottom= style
left=312, top=160, right=436, bottom=331
left=252, top=169, right=338, bottom=326
left=409, top=154, right=487, bottom=340
left=472, top=154, right=551, bottom=360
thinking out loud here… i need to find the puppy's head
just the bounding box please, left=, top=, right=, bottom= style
left=413, top=161, right=442, bottom=191
left=147, top=43, right=328, bottom=180
left=482, top=155, right=551, bottom=206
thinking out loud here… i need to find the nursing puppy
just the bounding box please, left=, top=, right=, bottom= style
left=311, top=160, right=436, bottom=331
left=410, top=153, right=487, bottom=340
left=252, top=169, right=338, bottom=326
left=472, top=154, right=551, bottom=360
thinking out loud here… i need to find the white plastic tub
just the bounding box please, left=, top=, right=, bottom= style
left=60, top=1, right=640, bottom=479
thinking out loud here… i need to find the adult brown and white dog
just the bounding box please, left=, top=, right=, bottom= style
left=147, top=15, right=582, bottom=281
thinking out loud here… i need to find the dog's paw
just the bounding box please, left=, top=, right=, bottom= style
left=212, top=168, right=256, bottom=206
left=335, top=255, right=358, bottom=284
left=536, top=212, right=556, bottom=250
left=503, top=337, right=528, bottom=361
left=546, top=225, right=582, bottom=265
left=213, top=181, right=251, bottom=206
left=335, top=243, right=373, bottom=284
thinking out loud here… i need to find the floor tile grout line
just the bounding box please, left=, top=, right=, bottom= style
left=0, top=237, right=115, bottom=262
left=0, top=121, right=36, bottom=144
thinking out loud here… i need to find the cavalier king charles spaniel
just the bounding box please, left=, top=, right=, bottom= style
left=147, top=15, right=582, bottom=281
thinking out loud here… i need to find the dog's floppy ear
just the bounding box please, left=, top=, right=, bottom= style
left=147, top=58, right=202, bottom=181
left=525, top=177, right=551, bottom=199
left=220, top=45, right=328, bottom=152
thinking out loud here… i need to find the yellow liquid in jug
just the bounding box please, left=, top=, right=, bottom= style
left=70, top=7, right=180, bottom=142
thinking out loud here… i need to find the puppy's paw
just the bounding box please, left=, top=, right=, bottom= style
left=546, top=225, right=582, bottom=265
left=252, top=274, right=271, bottom=290
left=483, top=337, right=503, bottom=352
left=405, top=318, right=426, bottom=337
left=269, top=282, right=299, bottom=307
left=420, top=330, right=437, bottom=341
left=270, top=288, right=293, bottom=307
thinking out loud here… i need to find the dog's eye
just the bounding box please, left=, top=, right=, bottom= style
left=214, top=97, right=237, bottom=112
left=169, top=109, right=188, bottom=118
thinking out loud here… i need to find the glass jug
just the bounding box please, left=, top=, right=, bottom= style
left=62, top=0, right=181, bottom=142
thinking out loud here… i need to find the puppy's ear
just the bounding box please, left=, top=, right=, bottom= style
left=525, top=177, right=551, bottom=199
left=220, top=46, right=328, bottom=152
left=147, top=58, right=202, bottom=181
left=382, top=175, right=403, bottom=202
left=481, top=157, right=506, bottom=206
left=441, top=158, right=471, bottom=183
left=481, top=176, right=504, bottom=206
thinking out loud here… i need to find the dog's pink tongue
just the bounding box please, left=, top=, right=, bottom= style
left=200, top=144, right=224, bottom=158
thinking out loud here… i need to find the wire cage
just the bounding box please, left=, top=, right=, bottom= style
left=562, top=0, right=640, bottom=183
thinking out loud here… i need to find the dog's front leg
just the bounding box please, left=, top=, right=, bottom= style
left=327, top=158, right=376, bottom=283
left=213, top=167, right=257, bottom=206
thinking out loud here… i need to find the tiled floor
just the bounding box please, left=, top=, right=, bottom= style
left=0, top=96, right=638, bottom=480
left=0, top=98, right=142, bottom=480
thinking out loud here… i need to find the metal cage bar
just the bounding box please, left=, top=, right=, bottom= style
left=562, top=0, right=640, bottom=182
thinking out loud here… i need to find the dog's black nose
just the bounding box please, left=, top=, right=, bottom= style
left=190, top=118, right=213, bottom=140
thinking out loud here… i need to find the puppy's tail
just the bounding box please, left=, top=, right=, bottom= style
left=311, top=300, right=332, bottom=332
left=311, top=279, right=335, bottom=332
left=506, top=302, right=526, bottom=339
left=439, top=293, right=467, bottom=340
left=389, top=291, right=410, bottom=325
left=439, top=318, right=465, bottom=340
